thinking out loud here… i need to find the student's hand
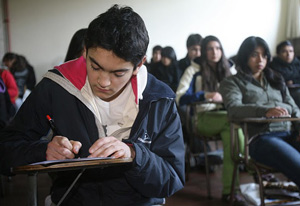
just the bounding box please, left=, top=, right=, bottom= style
left=266, top=106, right=289, bottom=118
left=46, top=136, right=82, bottom=160
left=287, top=80, right=293, bottom=85
left=205, top=92, right=223, bottom=102
left=88, top=136, right=135, bottom=159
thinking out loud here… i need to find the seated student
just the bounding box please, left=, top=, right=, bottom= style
left=151, top=46, right=180, bottom=92
left=270, top=40, right=300, bottom=108
left=145, top=45, right=162, bottom=73
left=2, top=53, right=31, bottom=109
left=178, top=33, right=202, bottom=78
left=220, top=36, right=300, bottom=191
left=19, top=55, right=36, bottom=91
left=64, top=28, right=88, bottom=62
left=0, top=4, right=185, bottom=206
left=176, top=35, right=246, bottom=205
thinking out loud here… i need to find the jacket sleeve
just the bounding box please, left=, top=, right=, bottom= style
left=283, top=87, right=300, bottom=129
left=176, top=66, right=205, bottom=106
left=124, top=99, right=185, bottom=198
left=0, top=79, right=51, bottom=175
left=219, top=77, right=270, bottom=119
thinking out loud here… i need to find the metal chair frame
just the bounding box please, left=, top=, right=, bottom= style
left=229, top=117, right=300, bottom=206
left=185, top=101, right=222, bottom=198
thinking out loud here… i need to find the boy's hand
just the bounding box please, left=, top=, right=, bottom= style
left=88, top=136, right=135, bottom=159
left=46, top=136, right=82, bottom=160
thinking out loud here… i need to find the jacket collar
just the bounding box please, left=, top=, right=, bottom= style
left=54, top=56, right=146, bottom=105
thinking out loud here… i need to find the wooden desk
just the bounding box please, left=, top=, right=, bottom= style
left=230, top=117, right=300, bottom=165
left=234, top=117, right=300, bottom=123
left=12, top=158, right=133, bottom=206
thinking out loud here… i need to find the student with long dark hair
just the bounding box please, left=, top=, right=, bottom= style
left=220, top=36, right=300, bottom=189
left=177, top=35, right=246, bottom=205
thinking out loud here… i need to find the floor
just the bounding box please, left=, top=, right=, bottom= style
left=0, top=164, right=257, bottom=206
left=165, top=166, right=253, bottom=206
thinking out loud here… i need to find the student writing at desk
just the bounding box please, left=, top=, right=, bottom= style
left=220, top=36, right=300, bottom=190
left=0, top=5, right=185, bottom=206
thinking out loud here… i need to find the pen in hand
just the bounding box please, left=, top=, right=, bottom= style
left=46, top=115, right=61, bottom=138
left=46, top=115, right=81, bottom=158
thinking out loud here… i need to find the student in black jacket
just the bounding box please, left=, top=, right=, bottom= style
left=178, top=33, right=203, bottom=78
left=0, top=4, right=185, bottom=206
left=270, top=40, right=300, bottom=108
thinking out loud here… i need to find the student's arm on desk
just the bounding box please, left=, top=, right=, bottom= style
left=88, top=136, right=134, bottom=159
left=265, top=107, right=289, bottom=118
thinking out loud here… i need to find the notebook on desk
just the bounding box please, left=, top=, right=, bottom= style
left=30, top=157, right=114, bottom=166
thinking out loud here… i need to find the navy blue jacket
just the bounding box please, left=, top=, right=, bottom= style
left=0, top=59, right=185, bottom=205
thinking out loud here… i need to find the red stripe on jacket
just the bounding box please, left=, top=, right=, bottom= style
left=54, top=56, right=138, bottom=104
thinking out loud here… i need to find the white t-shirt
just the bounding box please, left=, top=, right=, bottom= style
left=81, top=78, right=138, bottom=140
left=94, top=82, right=138, bottom=139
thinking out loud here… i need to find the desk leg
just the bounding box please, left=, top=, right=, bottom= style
left=28, top=173, right=38, bottom=206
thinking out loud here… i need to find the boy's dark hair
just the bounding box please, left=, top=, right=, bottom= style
left=276, top=40, right=293, bottom=55
left=85, top=4, right=149, bottom=67
left=152, top=45, right=162, bottom=53
left=186, top=34, right=202, bottom=48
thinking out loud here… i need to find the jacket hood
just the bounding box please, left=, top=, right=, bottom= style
left=54, top=56, right=145, bottom=104
left=55, top=57, right=87, bottom=90
left=53, top=56, right=174, bottom=105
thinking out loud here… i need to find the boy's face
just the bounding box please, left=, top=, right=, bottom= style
left=278, top=45, right=294, bottom=63
left=86, top=47, right=140, bottom=102
left=152, top=50, right=161, bottom=63
left=187, top=45, right=201, bottom=60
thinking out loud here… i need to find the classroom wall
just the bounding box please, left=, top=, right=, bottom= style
left=8, top=0, right=287, bottom=83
